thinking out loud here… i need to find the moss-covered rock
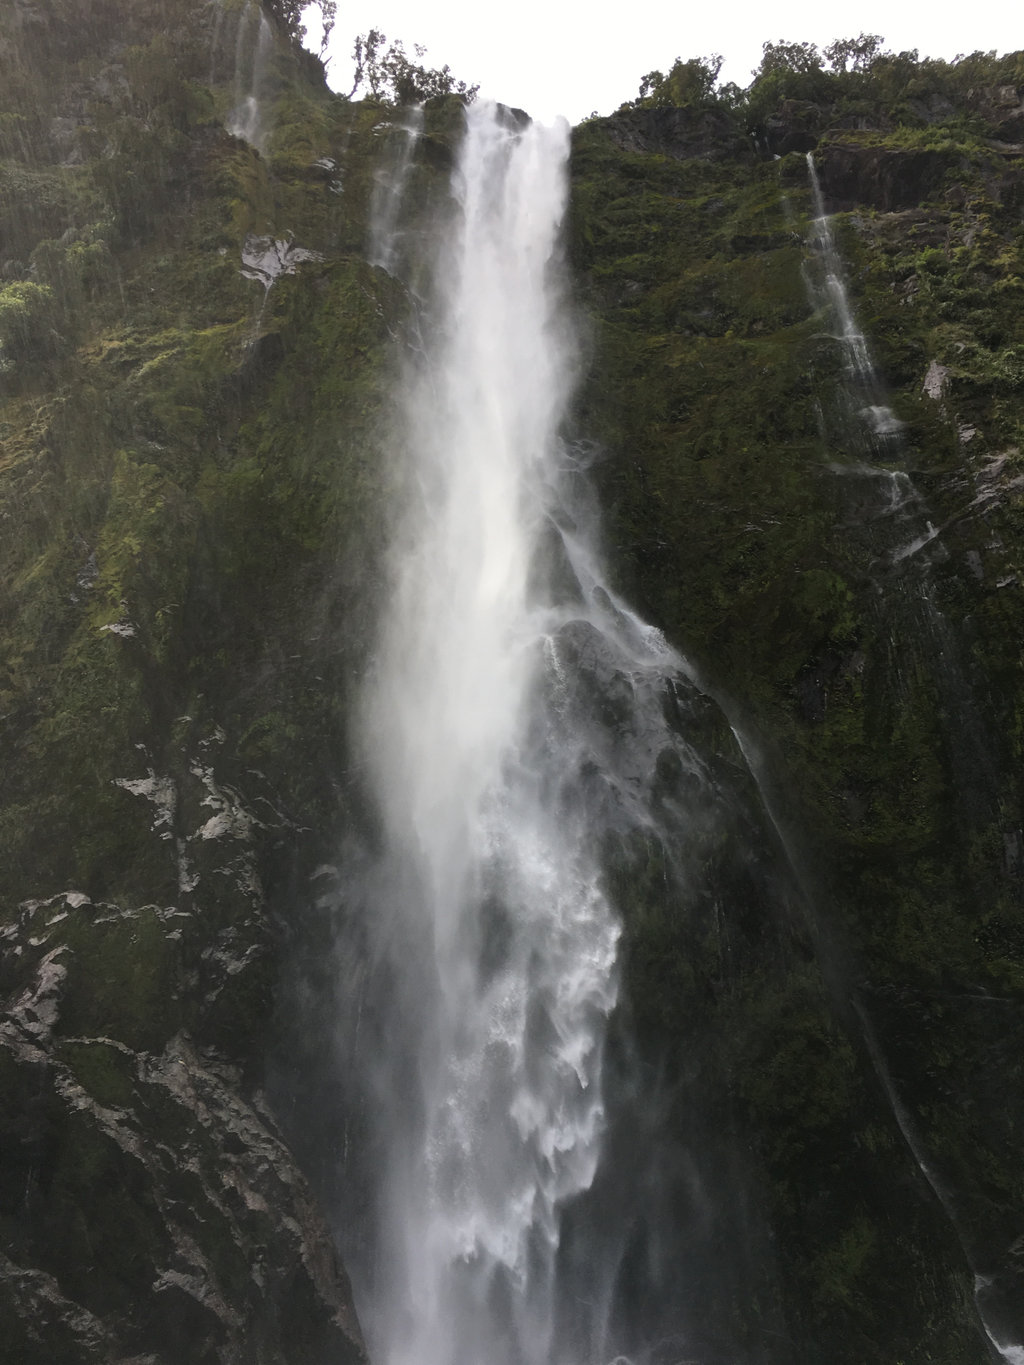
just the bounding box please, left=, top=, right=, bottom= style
left=0, top=0, right=392, bottom=1355
left=570, top=60, right=1024, bottom=1363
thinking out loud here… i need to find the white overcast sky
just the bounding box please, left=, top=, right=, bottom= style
left=301, top=0, right=1019, bottom=124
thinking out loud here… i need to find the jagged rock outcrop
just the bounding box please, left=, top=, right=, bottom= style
left=1, top=946, right=364, bottom=1365
left=0, top=738, right=366, bottom=1365
left=601, top=104, right=756, bottom=163
left=816, top=141, right=965, bottom=210
left=760, top=97, right=822, bottom=154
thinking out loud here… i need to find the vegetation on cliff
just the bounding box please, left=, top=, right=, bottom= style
left=572, top=35, right=1024, bottom=1361
left=0, top=2, right=1022, bottom=1361
left=0, top=0, right=393, bottom=1356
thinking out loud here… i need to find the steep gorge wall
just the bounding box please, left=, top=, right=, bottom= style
left=0, top=1, right=387, bottom=1357
left=571, top=75, right=1024, bottom=1361
left=1, top=2, right=1023, bottom=1362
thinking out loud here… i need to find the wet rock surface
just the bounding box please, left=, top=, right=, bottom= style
left=0, top=0, right=392, bottom=1346
left=573, top=57, right=1024, bottom=1362
left=816, top=142, right=967, bottom=211
left=600, top=104, right=756, bottom=163
left=0, top=751, right=365, bottom=1365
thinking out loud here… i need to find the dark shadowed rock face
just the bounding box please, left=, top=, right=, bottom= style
left=601, top=104, right=756, bottom=164
left=571, top=55, right=1024, bottom=1361
left=0, top=745, right=366, bottom=1365
left=0, top=968, right=365, bottom=1365
left=972, top=83, right=1024, bottom=141
left=816, top=142, right=967, bottom=211
left=761, top=98, right=823, bottom=155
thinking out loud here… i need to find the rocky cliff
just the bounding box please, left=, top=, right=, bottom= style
left=0, top=0, right=380, bottom=1358
left=570, top=57, right=1024, bottom=1362
left=1, top=3, right=1022, bottom=1363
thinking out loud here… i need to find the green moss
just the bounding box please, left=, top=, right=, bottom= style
left=57, top=1039, right=137, bottom=1109
left=47, top=1110, right=171, bottom=1314
left=57, top=907, right=184, bottom=1051
left=570, top=85, right=1024, bottom=1360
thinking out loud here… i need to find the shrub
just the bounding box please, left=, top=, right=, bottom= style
left=0, top=280, right=59, bottom=371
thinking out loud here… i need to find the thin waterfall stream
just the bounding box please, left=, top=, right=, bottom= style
left=801, top=154, right=1022, bottom=1365
left=223, top=0, right=274, bottom=151
left=805, top=152, right=903, bottom=449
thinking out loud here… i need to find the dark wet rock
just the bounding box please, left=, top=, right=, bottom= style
left=0, top=739, right=366, bottom=1364
left=571, top=62, right=1024, bottom=1363
left=0, top=1011, right=365, bottom=1365
left=0, top=878, right=364, bottom=1365
left=906, top=93, right=959, bottom=125
left=970, top=83, right=1024, bottom=141
left=815, top=142, right=966, bottom=212
left=855, top=981, right=1024, bottom=1349
left=601, top=104, right=756, bottom=164
left=761, top=98, right=824, bottom=155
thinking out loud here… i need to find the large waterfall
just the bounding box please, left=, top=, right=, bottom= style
left=357, top=102, right=620, bottom=1365
left=9, top=9, right=1024, bottom=1361
left=341, top=101, right=738, bottom=1365
left=312, top=101, right=1018, bottom=1365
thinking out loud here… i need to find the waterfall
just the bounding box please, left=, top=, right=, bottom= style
left=345, top=100, right=739, bottom=1365
left=359, top=100, right=620, bottom=1365
left=801, top=154, right=1020, bottom=1365
left=803, top=155, right=943, bottom=568
left=368, top=107, right=425, bottom=276
left=799, top=152, right=998, bottom=757
left=805, top=153, right=902, bottom=450
left=224, top=0, right=274, bottom=151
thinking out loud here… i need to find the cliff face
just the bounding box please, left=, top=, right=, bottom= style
left=0, top=0, right=382, bottom=1358
left=571, top=68, right=1024, bottom=1361
left=1, top=3, right=1023, bottom=1362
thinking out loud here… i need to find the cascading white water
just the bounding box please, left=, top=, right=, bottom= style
left=369, top=108, right=425, bottom=276
left=353, top=98, right=726, bottom=1365
left=360, top=102, right=619, bottom=1365
left=330, top=105, right=1016, bottom=1365
left=225, top=0, right=274, bottom=151
left=805, top=153, right=902, bottom=446
left=803, top=155, right=940, bottom=567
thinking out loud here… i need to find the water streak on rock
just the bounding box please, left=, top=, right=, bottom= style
left=805, top=152, right=902, bottom=449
